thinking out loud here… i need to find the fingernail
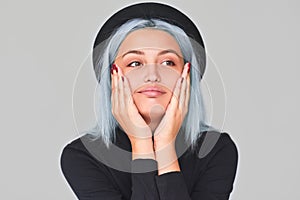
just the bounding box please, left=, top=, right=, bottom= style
left=111, top=64, right=115, bottom=75
left=113, top=64, right=118, bottom=73
left=121, top=76, right=124, bottom=82
left=187, top=63, right=191, bottom=74
left=181, top=77, right=184, bottom=83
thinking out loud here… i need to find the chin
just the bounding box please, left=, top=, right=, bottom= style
left=137, top=101, right=166, bottom=115
left=133, top=92, right=172, bottom=122
left=138, top=106, right=166, bottom=125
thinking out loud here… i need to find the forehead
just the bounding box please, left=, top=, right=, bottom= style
left=117, top=28, right=182, bottom=56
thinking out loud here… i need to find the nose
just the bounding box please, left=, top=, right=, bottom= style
left=144, top=64, right=161, bottom=82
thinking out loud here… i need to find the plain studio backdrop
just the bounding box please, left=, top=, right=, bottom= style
left=1, top=0, right=299, bottom=199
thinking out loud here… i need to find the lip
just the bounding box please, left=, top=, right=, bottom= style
left=138, top=86, right=166, bottom=97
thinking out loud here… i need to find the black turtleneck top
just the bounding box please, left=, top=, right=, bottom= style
left=60, top=128, right=238, bottom=200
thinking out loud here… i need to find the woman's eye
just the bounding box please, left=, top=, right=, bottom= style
left=161, top=60, right=175, bottom=66
left=127, top=61, right=142, bottom=67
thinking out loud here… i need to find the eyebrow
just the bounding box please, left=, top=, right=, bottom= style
left=121, top=49, right=182, bottom=58
left=157, top=49, right=182, bottom=58
left=121, top=50, right=144, bottom=58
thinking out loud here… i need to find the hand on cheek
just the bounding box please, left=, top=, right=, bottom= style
left=152, top=62, right=190, bottom=174
left=111, top=64, right=154, bottom=159
left=153, top=62, right=191, bottom=149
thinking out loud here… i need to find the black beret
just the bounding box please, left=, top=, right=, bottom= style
left=93, top=2, right=206, bottom=79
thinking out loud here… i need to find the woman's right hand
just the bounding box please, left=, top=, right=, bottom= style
left=111, top=64, right=154, bottom=159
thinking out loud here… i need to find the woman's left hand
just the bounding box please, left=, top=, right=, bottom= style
left=153, top=62, right=190, bottom=150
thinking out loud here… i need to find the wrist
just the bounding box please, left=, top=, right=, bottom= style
left=157, top=160, right=180, bottom=175
left=154, top=138, right=176, bottom=151
left=156, top=144, right=180, bottom=175
left=131, top=138, right=155, bottom=160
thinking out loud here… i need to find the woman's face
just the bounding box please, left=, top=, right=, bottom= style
left=114, top=29, right=184, bottom=123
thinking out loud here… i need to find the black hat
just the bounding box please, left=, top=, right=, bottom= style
left=93, top=2, right=206, bottom=79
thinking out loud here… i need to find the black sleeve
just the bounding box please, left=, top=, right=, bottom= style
left=60, top=143, right=161, bottom=200
left=61, top=145, right=124, bottom=200
left=155, top=171, right=190, bottom=200
left=190, top=137, right=239, bottom=200
left=60, top=134, right=238, bottom=200
left=60, top=145, right=185, bottom=200
left=148, top=134, right=238, bottom=200
left=130, top=159, right=160, bottom=200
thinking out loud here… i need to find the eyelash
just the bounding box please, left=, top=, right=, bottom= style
left=127, top=61, right=142, bottom=67
left=162, top=60, right=175, bottom=66
left=127, top=60, right=176, bottom=67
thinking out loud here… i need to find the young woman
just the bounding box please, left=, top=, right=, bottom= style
left=61, top=2, right=238, bottom=200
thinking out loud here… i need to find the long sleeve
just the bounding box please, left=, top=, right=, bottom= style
left=61, top=141, right=161, bottom=200
left=61, top=144, right=124, bottom=200
left=190, top=135, right=239, bottom=199
left=60, top=132, right=238, bottom=200
left=130, top=159, right=160, bottom=199
left=143, top=133, right=238, bottom=200
left=153, top=145, right=237, bottom=200
left=132, top=133, right=238, bottom=200
left=61, top=147, right=186, bottom=200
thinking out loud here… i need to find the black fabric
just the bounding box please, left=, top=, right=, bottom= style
left=93, top=2, right=204, bottom=51
left=60, top=129, right=238, bottom=200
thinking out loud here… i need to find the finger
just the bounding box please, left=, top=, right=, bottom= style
left=184, top=62, right=191, bottom=104
left=179, top=63, right=189, bottom=109
left=112, top=65, right=119, bottom=113
left=185, top=70, right=191, bottom=110
left=122, top=73, right=134, bottom=106
left=168, top=61, right=190, bottom=111
left=179, top=78, right=186, bottom=109
left=181, top=62, right=189, bottom=78
left=122, top=75, right=133, bottom=112
left=116, top=65, right=125, bottom=109
left=169, top=76, right=182, bottom=109
left=111, top=66, right=115, bottom=111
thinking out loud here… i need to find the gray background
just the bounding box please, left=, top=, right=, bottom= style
left=1, top=0, right=299, bottom=199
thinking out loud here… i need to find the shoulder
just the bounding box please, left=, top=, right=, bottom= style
left=189, top=131, right=238, bottom=196
left=60, top=135, right=113, bottom=184
left=60, top=136, right=87, bottom=160
left=192, top=131, right=239, bottom=183
left=196, top=130, right=238, bottom=161
left=60, top=136, right=86, bottom=170
left=60, top=133, right=109, bottom=162
left=60, top=135, right=101, bottom=173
